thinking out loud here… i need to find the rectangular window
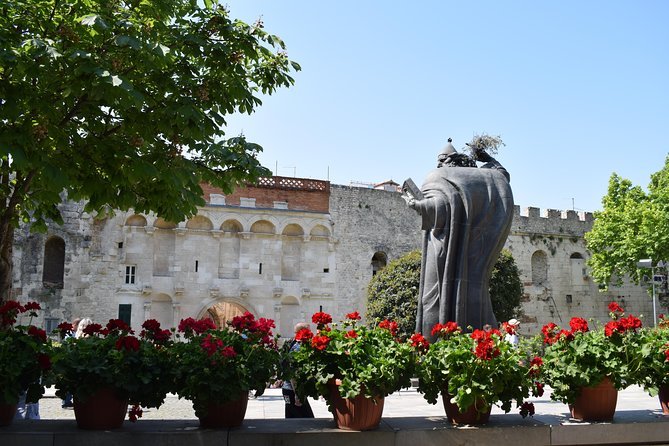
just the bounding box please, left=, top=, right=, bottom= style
left=118, top=304, right=132, bottom=326
left=195, top=260, right=199, bottom=272
left=125, top=265, right=136, bottom=284
left=259, top=263, right=263, bottom=274
left=45, top=318, right=60, bottom=335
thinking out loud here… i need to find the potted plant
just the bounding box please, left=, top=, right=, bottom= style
left=290, top=311, right=416, bottom=430
left=171, top=312, right=280, bottom=428
left=629, top=313, right=669, bottom=414
left=0, top=300, right=51, bottom=426
left=416, top=321, right=538, bottom=424
left=540, top=302, right=642, bottom=421
left=49, top=318, right=173, bottom=429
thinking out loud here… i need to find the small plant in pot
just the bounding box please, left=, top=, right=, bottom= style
left=628, top=313, right=669, bottom=414
left=290, top=311, right=417, bottom=430
left=540, top=303, right=642, bottom=421
left=416, top=321, right=538, bottom=424
left=49, top=318, right=173, bottom=429
left=0, top=301, right=51, bottom=426
left=170, top=312, right=280, bottom=428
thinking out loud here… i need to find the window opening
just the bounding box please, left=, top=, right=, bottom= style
left=125, top=265, right=136, bottom=284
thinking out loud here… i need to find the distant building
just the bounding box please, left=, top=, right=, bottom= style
left=12, top=176, right=656, bottom=338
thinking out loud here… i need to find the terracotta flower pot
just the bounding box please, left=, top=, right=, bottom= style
left=442, top=391, right=491, bottom=425
left=197, top=393, right=249, bottom=429
left=0, top=403, right=18, bottom=427
left=328, top=382, right=384, bottom=431
left=74, top=388, right=129, bottom=430
left=569, top=377, right=618, bottom=422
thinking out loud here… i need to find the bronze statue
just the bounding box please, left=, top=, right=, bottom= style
left=403, top=138, right=513, bottom=342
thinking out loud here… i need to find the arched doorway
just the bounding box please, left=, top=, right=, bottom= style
left=204, top=301, right=249, bottom=328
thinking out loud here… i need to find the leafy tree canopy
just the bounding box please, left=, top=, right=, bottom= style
left=0, top=0, right=299, bottom=300
left=366, top=250, right=421, bottom=340
left=489, top=249, right=523, bottom=323
left=366, top=249, right=522, bottom=338
left=586, top=156, right=669, bottom=288
left=0, top=0, right=300, bottom=228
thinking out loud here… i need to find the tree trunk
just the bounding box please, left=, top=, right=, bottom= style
left=0, top=221, right=13, bottom=304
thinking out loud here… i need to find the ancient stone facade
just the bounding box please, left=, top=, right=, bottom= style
left=11, top=176, right=659, bottom=339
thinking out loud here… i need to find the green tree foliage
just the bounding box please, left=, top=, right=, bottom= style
left=366, top=250, right=421, bottom=339
left=0, top=0, right=300, bottom=301
left=489, top=249, right=523, bottom=323
left=585, top=156, right=669, bottom=288
left=366, top=249, right=522, bottom=337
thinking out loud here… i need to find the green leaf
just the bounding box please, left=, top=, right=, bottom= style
left=114, top=35, right=142, bottom=49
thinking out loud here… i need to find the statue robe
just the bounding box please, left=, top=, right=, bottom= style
left=414, top=165, right=514, bottom=341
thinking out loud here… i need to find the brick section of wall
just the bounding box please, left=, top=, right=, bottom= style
left=201, top=177, right=330, bottom=213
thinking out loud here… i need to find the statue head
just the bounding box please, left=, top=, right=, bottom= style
left=437, top=138, right=476, bottom=168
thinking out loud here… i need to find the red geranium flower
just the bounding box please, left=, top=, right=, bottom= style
left=311, top=335, right=330, bottom=351
left=519, top=401, right=535, bottom=418
left=312, top=312, right=333, bottom=327
left=608, top=302, right=624, bottom=314
left=569, top=317, right=589, bottom=333
left=141, top=319, right=162, bottom=333
left=431, top=322, right=460, bottom=338
left=221, top=346, right=237, bottom=358
left=620, top=315, right=642, bottom=331
left=82, top=323, right=103, bottom=336
left=106, top=319, right=131, bottom=333
left=28, top=325, right=47, bottom=343
left=474, top=338, right=500, bottom=360
left=200, top=334, right=224, bottom=356
left=345, top=311, right=361, bottom=320
left=529, top=356, right=543, bottom=377
left=57, top=321, right=73, bottom=339
left=23, top=302, right=41, bottom=311
left=115, top=335, right=140, bottom=352
left=295, top=327, right=314, bottom=342
left=345, top=330, right=358, bottom=339
left=534, top=381, right=544, bottom=397
left=410, top=332, right=429, bottom=350
left=378, top=319, right=398, bottom=336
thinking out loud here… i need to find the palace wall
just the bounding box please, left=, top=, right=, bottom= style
left=10, top=178, right=658, bottom=339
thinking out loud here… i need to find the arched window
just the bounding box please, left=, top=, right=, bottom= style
left=570, top=252, right=586, bottom=283
left=531, top=250, right=548, bottom=285
left=371, top=252, right=388, bottom=276
left=43, top=236, right=65, bottom=287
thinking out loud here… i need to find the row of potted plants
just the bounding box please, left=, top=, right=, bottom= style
left=0, top=301, right=280, bottom=429
left=1, top=300, right=668, bottom=429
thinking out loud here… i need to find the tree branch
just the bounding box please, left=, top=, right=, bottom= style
left=59, top=93, right=89, bottom=126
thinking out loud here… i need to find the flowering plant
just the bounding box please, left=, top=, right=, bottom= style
left=0, top=300, right=51, bottom=405
left=290, top=311, right=416, bottom=402
left=170, top=312, right=280, bottom=418
left=416, top=322, right=538, bottom=418
left=49, top=318, right=173, bottom=421
left=540, top=302, right=642, bottom=404
left=628, top=314, right=669, bottom=396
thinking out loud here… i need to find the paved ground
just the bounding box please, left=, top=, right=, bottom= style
left=30, top=384, right=669, bottom=425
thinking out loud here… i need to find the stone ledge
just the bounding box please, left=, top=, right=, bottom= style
left=3, top=415, right=669, bottom=446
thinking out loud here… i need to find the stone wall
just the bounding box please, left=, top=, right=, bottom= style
left=10, top=178, right=660, bottom=339
left=328, top=185, right=422, bottom=315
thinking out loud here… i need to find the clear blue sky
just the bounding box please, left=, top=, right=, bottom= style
left=223, top=1, right=669, bottom=213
